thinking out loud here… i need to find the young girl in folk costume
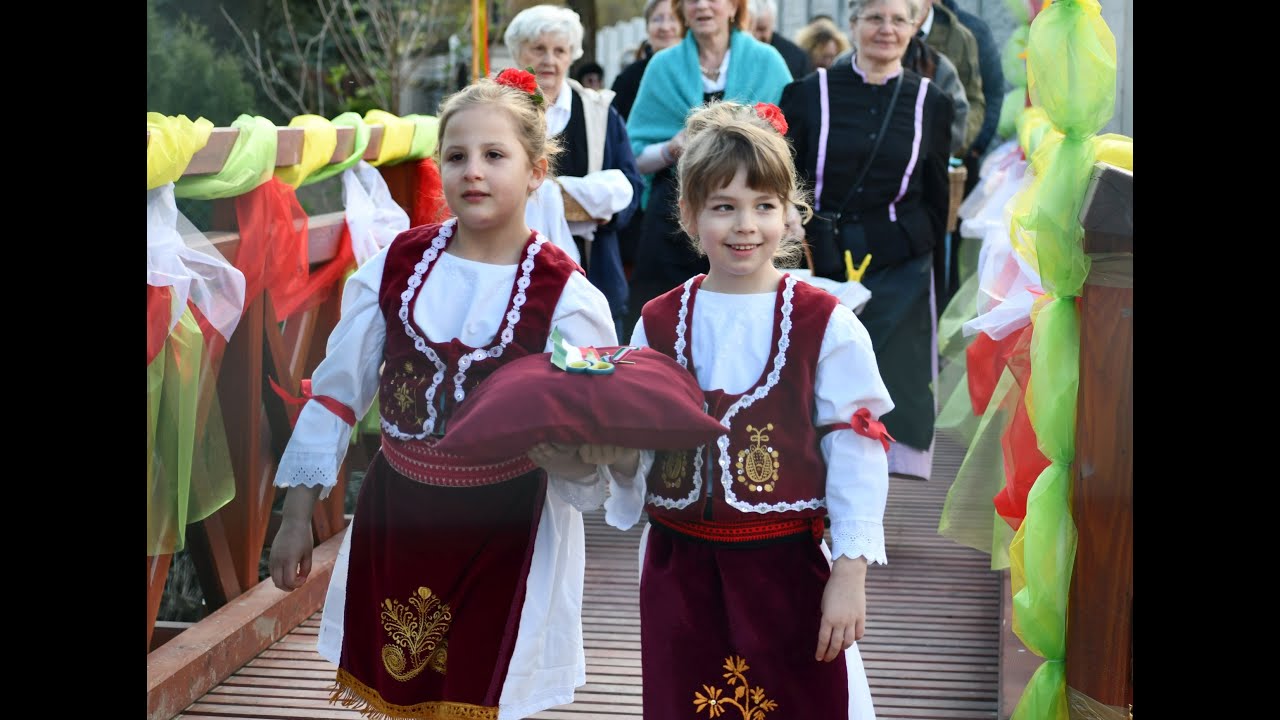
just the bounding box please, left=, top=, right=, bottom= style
left=268, top=71, right=642, bottom=720
left=606, top=101, right=895, bottom=718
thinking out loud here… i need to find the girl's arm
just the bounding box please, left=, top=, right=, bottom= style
left=269, top=246, right=391, bottom=590
left=816, top=305, right=894, bottom=566
left=813, top=304, right=895, bottom=659
left=634, top=133, right=685, bottom=175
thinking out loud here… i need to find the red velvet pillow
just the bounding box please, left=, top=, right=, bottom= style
left=431, top=347, right=727, bottom=462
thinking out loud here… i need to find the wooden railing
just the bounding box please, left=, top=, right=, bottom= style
left=1067, top=161, right=1133, bottom=710
left=146, top=121, right=421, bottom=654
left=995, top=162, right=1133, bottom=718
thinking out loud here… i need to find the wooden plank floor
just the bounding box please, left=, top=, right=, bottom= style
left=177, top=435, right=999, bottom=719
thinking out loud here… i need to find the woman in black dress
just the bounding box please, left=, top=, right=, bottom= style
left=780, top=0, right=953, bottom=480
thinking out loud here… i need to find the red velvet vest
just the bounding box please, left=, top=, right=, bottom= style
left=376, top=219, right=582, bottom=485
left=641, top=274, right=838, bottom=523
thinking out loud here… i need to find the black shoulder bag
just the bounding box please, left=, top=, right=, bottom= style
left=804, top=67, right=904, bottom=280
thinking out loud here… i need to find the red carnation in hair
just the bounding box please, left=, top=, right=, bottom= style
left=496, top=68, right=541, bottom=98
left=754, top=102, right=788, bottom=135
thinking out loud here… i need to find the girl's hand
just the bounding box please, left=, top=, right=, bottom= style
left=269, top=517, right=314, bottom=592
left=578, top=444, right=640, bottom=478
left=665, top=131, right=687, bottom=165
left=816, top=556, right=868, bottom=662
left=528, top=442, right=595, bottom=480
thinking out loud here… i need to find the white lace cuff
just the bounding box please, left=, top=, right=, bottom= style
left=829, top=517, right=888, bottom=566
left=549, top=470, right=609, bottom=512
left=273, top=449, right=341, bottom=501
left=603, top=450, right=653, bottom=531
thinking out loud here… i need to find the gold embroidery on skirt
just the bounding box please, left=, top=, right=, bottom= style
left=381, top=587, right=452, bottom=681
left=659, top=450, right=688, bottom=489
left=734, top=424, right=780, bottom=492
left=332, top=667, right=497, bottom=719
left=693, top=655, right=778, bottom=718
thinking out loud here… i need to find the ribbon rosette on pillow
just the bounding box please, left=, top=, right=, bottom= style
left=754, top=102, right=788, bottom=135
left=550, top=327, right=627, bottom=374
left=495, top=67, right=544, bottom=105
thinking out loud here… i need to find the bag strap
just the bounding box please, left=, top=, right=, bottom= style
left=815, top=67, right=831, bottom=210
left=822, top=67, right=905, bottom=219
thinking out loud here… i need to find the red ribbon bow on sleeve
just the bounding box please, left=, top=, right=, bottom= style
left=848, top=407, right=895, bottom=452
left=269, top=376, right=358, bottom=428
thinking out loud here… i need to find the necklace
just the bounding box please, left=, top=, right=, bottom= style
left=700, top=64, right=721, bottom=81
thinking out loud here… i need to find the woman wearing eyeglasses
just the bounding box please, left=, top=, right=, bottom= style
left=779, top=0, right=953, bottom=482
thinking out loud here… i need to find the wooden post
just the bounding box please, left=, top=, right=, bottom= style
left=1065, top=162, right=1133, bottom=710
left=378, top=162, right=418, bottom=218
left=147, top=554, right=172, bottom=653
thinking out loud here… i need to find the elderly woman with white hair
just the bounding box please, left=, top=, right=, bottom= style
left=504, top=4, right=643, bottom=335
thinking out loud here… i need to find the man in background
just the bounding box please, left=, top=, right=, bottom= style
left=748, top=0, right=811, bottom=79
left=941, top=0, right=1004, bottom=194
left=919, top=0, right=984, bottom=156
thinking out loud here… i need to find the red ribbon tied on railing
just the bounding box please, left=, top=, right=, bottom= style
left=269, top=376, right=358, bottom=427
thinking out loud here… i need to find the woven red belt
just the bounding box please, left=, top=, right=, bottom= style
left=649, top=514, right=825, bottom=544
left=380, top=432, right=537, bottom=487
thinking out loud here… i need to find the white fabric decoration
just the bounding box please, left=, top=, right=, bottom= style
left=146, top=183, right=246, bottom=341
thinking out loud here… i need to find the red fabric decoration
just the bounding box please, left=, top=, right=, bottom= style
left=967, top=331, right=1015, bottom=415
left=232, top=177, right=311, bottom=321
left=411, top=158, right=449, bottom=228
left=969, top=324, right=1046, bottom=531
left=147, top=284, right=173, bottom=365
left=754, top=102, right=789, bottom=135
left=278, top=221, right=357, bottom=320
left=269, top=376, right=358, bottom=427
left=992, top=386, right=1050, bottom=530
left=430, top=347, right=729, bottom=462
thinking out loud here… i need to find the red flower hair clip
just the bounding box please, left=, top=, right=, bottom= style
left=495, top=67, right=544, bottom=106
left=754, top=102, right=788, bottom=135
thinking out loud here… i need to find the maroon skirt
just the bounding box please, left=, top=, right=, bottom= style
left=332, top=452, right=545, bottom=719
left=640, top=523, right=849, bottom=717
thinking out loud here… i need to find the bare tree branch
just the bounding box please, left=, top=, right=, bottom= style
left=226, top=0, right=462, bottom=117
left=221, top=5, right=303, bottom=117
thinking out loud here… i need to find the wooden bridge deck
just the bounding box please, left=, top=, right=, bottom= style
left=175, top=436, right=1001, bottom=719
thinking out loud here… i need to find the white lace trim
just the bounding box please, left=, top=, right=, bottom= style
left=383, top=218, right=547, bottom=439
left=273, top=449, right=338, bottom=500
left=549, top=472, right=609, bottom=513
left=645, top=409, right=705, bottom=510
left=829, top=520, right=888, bottom=565
left=673, top=277, right=696, bottom=369
left=648, top=277, right=702, bottom=509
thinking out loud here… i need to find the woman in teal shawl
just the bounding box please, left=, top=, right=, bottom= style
left=623, top=0, right=793, bottom=331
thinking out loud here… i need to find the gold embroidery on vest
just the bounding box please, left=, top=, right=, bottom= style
left=734, top=424, right=779, bottom=492
left=692, top=655, right=778, bottom=718
left=659, top=450, right=688, bottom=489
left=380, top=586, right=452, bottom=681
left=394, top=381, right=416, bottom=413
